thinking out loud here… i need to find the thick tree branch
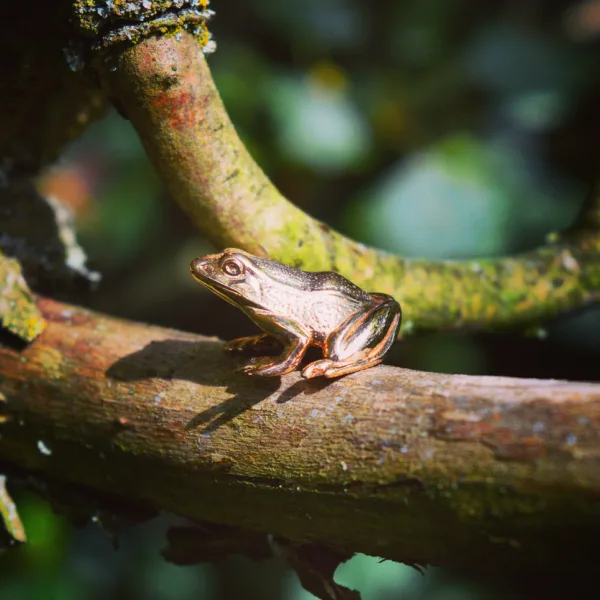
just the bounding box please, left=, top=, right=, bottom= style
left=1, top=298, right=599, bottom=573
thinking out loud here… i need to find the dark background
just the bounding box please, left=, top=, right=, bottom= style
left=3, top=0, right=600, bottom=598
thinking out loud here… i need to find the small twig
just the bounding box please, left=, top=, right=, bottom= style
left=0, top=474, right=26, bottom=546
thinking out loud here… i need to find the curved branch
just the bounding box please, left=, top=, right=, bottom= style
left=96, top=32, right=600, bottom=334
left=1, top=298, right=600, bottom=572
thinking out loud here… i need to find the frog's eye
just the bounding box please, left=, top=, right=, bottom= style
left=222, top=258, right=244, bottom=277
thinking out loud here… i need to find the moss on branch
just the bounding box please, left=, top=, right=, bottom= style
left=0, top=251, right=46, bottom=341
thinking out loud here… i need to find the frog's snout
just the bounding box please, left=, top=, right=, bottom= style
left=190, top=257, right=209, bottom=278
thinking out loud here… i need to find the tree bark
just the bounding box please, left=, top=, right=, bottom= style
left=1, top=298, right=599, bottom=574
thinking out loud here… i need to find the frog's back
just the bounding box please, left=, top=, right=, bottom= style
left=251, top=255, right=371, bottom=298
left=250, top=256, right=373, bottom=336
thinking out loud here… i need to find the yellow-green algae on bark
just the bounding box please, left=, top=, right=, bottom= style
left=0, top=252, right=46, bottom=341
left=71, top=0, right=215, bottom=52
left=97, top=32, right=600, bottom=336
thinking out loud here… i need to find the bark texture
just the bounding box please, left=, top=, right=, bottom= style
left=1, top=298, right=599, bottom=573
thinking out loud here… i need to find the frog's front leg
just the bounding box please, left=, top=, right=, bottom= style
left=224, top=333, right=282, bottom=355
left=302, top=293, right=401, bottom=379
left=237, top=308, right=311, bottom=377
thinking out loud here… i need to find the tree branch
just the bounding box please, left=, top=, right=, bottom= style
left=95, top=32, right=600, bottom=335
left=1, top=298, right=599, bottom=573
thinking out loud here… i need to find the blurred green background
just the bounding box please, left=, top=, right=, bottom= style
left=4, top=0, right=600, bottom=597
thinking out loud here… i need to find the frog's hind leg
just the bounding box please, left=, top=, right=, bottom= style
left=224, top=333, right=282, bottom=355
left=302, top=294, right=401, bottom=379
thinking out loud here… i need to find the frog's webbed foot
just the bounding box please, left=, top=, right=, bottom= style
left=303, top=294, right=401, bottom=379
left=237, top=356, right=297, bottom=377
left=224, top=334, right=282, bottom=355
left=302, top=352, right=382, bottom=379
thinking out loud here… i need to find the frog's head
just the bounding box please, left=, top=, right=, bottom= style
left=190, top=248, right=274, bottom=309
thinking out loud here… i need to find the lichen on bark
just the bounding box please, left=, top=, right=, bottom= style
left=0, top=251, right=46, bottom=341
left=70, top=0, right=216, bottom=53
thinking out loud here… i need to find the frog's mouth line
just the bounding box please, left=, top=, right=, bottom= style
left=191, top=271, right=261, bottom=311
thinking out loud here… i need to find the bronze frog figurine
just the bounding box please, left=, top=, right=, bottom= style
left=190, top=249, right=402, bottom=378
